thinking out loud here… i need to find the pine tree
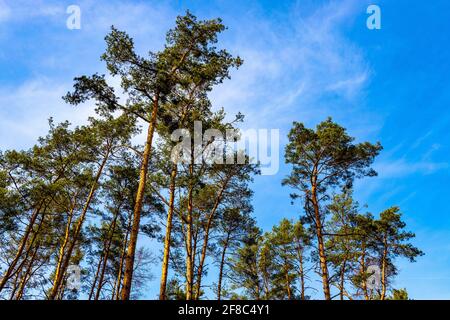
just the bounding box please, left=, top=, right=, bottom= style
left=374, top=207, right=423, bottom=300
left=283, top=118, right=382, bottom=299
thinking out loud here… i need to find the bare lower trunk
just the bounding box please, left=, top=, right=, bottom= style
left=159, top=165, right=177, bottom=300
left=380, top=238, right=388, bottom=300
left=194, top=180, right=228, bottom=299
left=285, top=270, right=292, bottom=300
left=185, top=160, right=194, bottom=300
left=311, top=180, right=331, bottom=300
left=339, top=259, right=347, bottom=300
left=360, top=243, right=369, bottom=300
left=217, top=235, right=230, bottom=301
left=0, top=203, right=44, bottom=291
left=52, top=197, right=77, bottom=297
left=114, top=213, right=132, bottom=300
left=49, top=151, right=109, bottom=300
left=15, top=245, right=39, bottom=300
left=298, top=250, right=305, bottom=300
left=121, top=94, right=159, bottom=300
left=88, top=255, right=103, bottom=300
left=8, top=272, right=20, bottom=300
left=185, top=211, right=193, bottom=300
left=94, top=213, right=119, bottom=300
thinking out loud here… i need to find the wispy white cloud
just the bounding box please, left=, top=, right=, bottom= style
left=374, top=158, right=448, bottom=179
left=209, top=0, right=374, bottom=134
left=0, top=0, right=64, bottom=23
left=0, top=78, right=96, bottom=150
left=0, top=0, right=11, bottom=22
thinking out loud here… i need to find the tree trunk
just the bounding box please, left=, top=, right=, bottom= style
left=159, top=165, right=178, bottom=300
left=217, top=234, right=230, bottom=301
left=194, top=181, right=228, bottom=299
left=94, top=212, right=119, bottom=300
left=0, top=202, right=44, bottom=291
left=88, top=255, right=103, bottom=300
left=311, top=178, right=331, bottom=300
left=285, top=270, right=292, bottom=300
left=339, top=259, right=347, bottom=300
left=185, top=159, right=194, bottom=300
left=52, top=195, right=78, bottom=298
left=121, top=93, right=159, bottom=300
left=8, top=271, right=20, bottom=300
left=49, top=149, right=110, bottom=300
left=113, top=212, right=132, bottom=300
left=297, top=247, right=305, bottom=300
left=380, top=237, right=388, bottom=300
left=360, top=242, right=369, bottom=300
left=15, top=245, right=39, bottom=300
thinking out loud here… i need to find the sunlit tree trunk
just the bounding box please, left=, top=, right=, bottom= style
left=94, top=212, right=119, bottom=300
left=380, top=237, right=388, bottom=300
left=14, top=245, right=39, bottom=300
left=0, top=203, right=44, bottom=291
left=121, top=93, right=159, bottom=300
left=194, top=181, right=228, bottom=299
left=159, top=165, right=178, bottom=300
left=217, top=234, right=230, bottom=301
left=311, top=170, right=331, bottom=300
left=49, top=149, right=110, bottom=300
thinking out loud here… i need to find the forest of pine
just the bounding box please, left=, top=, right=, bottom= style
left=0, top=12, right=424, bottom=301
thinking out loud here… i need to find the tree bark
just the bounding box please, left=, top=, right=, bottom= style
left=311, top=172, right=331, bottom=300
left=113, top=212, right=132, bottom=300
left=380, top=237, right=388, bottom=300
left=217, top=234, right=230, bottom=300
left=159, top=165, right=178, bottom=300
left=121, top=92, right=159, bottom=300
left=194, top=180, right=228, bottom=299
left=359, top=242, right=369, bottom=300
left=49, top=149, right=110, bottom=300
left=0, top=202, right=44, bottom=291
left=297, top=247, right=305, bottom=300
left=339, top=259, right=347, bottom=300
left=94, top=212, right=119, bottom=300
left=14, top=244, right=39, bottom=300
left=88, top=255, right=103, bottom=300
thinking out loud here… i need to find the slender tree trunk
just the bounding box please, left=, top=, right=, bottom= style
left=52, top=195, right=78, bottom=297
left=380, top=238, right=388, bottom=300
left=185, top=213, right=193, bottom=300
left=217, top=234, right=230, bottom=301
left=88, top=255, right=103, bottom=300
left=114, top=212, right=132, bottom=300
left=0, top=202, right=44, bottom=291
left=159, top=165, right=178, bottom=300
left=49, top=150, right=110, bottom=300
left=8, top=271, right=20, bottom=300
left=194, top=179, right=229, bottom=299
left=262, top=267, right=270, bottom=299
left=297, top=248, right=305, bottom=300
left=311, top=177, right=331, bottom=300
left=285, top=269, right=292, bottom=300
left=121, top=93, right=159, bottom=300
left=7, top=209, right=46, bottom=299
left=15, top=245, right=39, bottom=300
left=185, top=160, right=194, bottom=300
left=94, top=213, right=119, bottom=300
left=339, top=259, right=347, bottom=300
left=359, top=242, right=369, bottom=300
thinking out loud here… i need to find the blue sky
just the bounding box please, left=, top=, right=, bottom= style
left=1, top=0, right=450, bottom=299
